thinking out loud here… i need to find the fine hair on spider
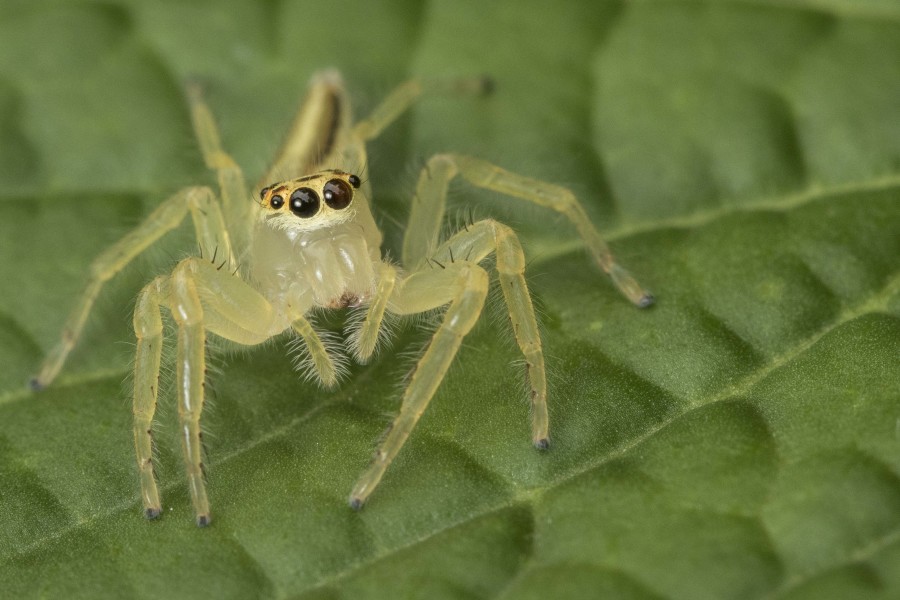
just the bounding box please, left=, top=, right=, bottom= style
left=288, top=311, right=350, bottom=387
left=31, top=70, right=654, bottom=527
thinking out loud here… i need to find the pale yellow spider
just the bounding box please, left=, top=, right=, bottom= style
left=31, top=71, right=653, bottom=526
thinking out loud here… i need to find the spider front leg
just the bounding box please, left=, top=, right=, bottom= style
left=133, top=258, right=292, bottom=525
left=402, top=154, right=654, bottom=307
left=350, top=263, right=489, bottom=509
left=32, top=186, right=235, bottom=390
left=132, top=276, right=167, bottom=518
left=169, top=263, right=213, bottom=525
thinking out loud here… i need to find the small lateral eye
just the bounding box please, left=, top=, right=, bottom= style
left=348, top=174, right=361, bottom=189
left=270, top=194, right=284, bottom=209
left=259, top=186, right=271, bottom=201
left=290, top=188, right=320, bottom=218
left=323, top=179, right=353, bottom=210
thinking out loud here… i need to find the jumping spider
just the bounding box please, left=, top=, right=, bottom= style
left=31, top=71, right=653, bottom=526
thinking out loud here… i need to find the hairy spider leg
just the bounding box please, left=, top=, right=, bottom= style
left=352, top=76, right=492, bottom=146
left=290, top=315, right=342, bottom=388
left=402, top=154, right=655, bottom=308
left=429, top=219, right=549, bottom=447
left=350, top=262, right=490, bottom=509
left=134, top=257, right=301, bottom=524
left=169, top=261, right=213, bottom=526
left=32, top=187, right=235, bottom=390
left=132, top=258, right=341, bottom=524
left=186, top=82, right=250, bottom=254
left=353, top=261, right=397, bottom=363
left=132, top=276, right=167, bottom=518
left=349, top=219, right=546, bottom=506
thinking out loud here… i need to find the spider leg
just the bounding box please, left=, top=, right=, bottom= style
left=32, top=186, right=234, bottom=390
left=169, top=262, right=212, bottom=525
left=186, top=83, right=250, bottom=245
left=132, top=276, right=168, bottom=519
left=402, top=154, right=654, bottom=308
left=290, top=315, right=343, bottom=388
left=352, top=76, right=492, bottom=144
left=430, top=219, right=549, bottom=447
left=341, top=75, right=492, bottom=183
left=353, top=262, right=398, bottom=363
left=350, top=263, right=489, bottom=509
left=156, top=258, right=279, bottom=525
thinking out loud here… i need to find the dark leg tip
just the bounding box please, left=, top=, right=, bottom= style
left=144, top=507, right=161, bottom=520
left=636, top=294, right=655, bottom=309
left=29, top=377, right=44, bottom=392
left=349, top=497, right=365, bottom=512
left=478, top=75, right=496, bottom=96
left=196, top=514, right=211, bottom=527
left=453, top=75, right=495, bottom=97
left=534, top=438, right=550, bottom=451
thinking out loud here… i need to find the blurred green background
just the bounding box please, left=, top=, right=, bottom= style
left=0, top=1, right=898, bottom=598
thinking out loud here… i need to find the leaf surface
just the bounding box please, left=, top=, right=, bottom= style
left=1, top=1, right=898, bottom=599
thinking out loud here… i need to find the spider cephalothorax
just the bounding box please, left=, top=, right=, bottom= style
left=32, top=71, right=652, bottom=526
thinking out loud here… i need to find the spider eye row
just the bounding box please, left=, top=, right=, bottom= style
left=260, top=177, right=356, bottom=218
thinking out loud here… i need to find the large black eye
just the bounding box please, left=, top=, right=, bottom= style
left=323, top=179, right=353, bottom=210
left=290, top=188, right=320, bottom=218
left=259, top=186, right=271, bottom=201
left=270, top=194, right=284, bottom=209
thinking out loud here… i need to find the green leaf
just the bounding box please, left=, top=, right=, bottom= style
left=1, top=1, right=898, bottom=599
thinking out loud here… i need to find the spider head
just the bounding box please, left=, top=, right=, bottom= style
left=257, top=170, right=363, bottom=232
